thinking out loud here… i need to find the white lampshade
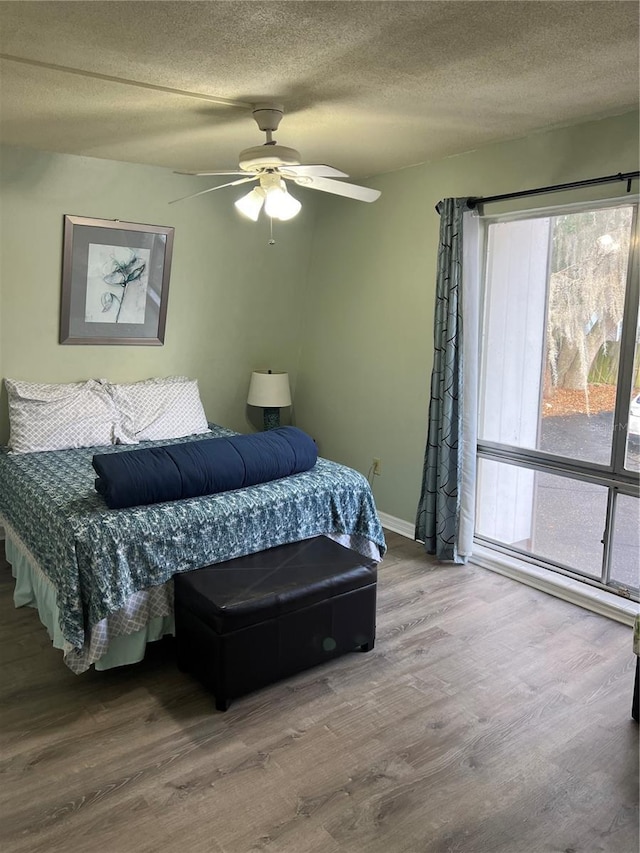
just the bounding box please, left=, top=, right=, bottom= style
left=234, top=186, right=266, bottom=221
left=247, top=370, right=292, bottom=407
left=264, top=180, right=302, bottom=221
left=236, top=176, right=301, bottom=223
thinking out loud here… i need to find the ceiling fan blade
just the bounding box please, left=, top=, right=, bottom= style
left=174, top=170, right=249, bottom=177
left=282, top=164, right=349, bottom=178
left=293, top=176, right=381, bottom=203
left=169, top=176, right=257, bottom=204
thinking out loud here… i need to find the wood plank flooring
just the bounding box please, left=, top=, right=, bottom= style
left=0, top=532, right=637, bottom=853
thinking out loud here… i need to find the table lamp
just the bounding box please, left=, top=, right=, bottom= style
left=247, top=370, right=292, bottom=430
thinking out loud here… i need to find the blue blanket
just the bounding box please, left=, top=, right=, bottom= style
left=93, top=426, right=318, bottom=509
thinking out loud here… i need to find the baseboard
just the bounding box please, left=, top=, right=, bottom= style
left=378, top=512, right=414, bottom=540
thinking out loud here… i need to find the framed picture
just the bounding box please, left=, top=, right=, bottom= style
left=60, top=215, right=175, bottom=345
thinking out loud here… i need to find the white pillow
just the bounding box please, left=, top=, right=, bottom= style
left=5, top=378, right=118, bottom=453
left=109, top=377, right=210, bottom=442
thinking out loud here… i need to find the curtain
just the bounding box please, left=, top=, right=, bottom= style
left=415, top=198, right=479, bottom=562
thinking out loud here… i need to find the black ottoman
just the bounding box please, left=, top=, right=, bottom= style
left=173, top=536, right=377, bottom=711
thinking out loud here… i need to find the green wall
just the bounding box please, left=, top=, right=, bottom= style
left=296, top=111, right=640, bottom=525
left=1, top=111, right=638, bottom=527
left=0, top=146, right=317, bottom=442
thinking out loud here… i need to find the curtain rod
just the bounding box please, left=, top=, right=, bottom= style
left=454, top=171, right=640, bottom=212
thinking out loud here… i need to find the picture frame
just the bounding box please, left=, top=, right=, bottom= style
left=60, top=215, right=175, bottom=345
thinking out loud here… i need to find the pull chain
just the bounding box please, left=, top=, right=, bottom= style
left=268, top=216, right=276, bottom=246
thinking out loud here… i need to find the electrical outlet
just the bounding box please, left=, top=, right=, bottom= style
left=372, top=457, right=382, bottom=476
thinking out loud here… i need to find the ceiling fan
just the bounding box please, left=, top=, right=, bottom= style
left=170, top=103, right=381, bottom=220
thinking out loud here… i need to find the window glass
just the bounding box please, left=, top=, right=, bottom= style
left=476, top=458, right=607, bottom=578
left=624, top=307, right=640, bottom=473
left=480, top=206, right=633, bottom=467
left=609, top=493, right=640, bottom=592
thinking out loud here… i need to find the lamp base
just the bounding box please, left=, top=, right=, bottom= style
left=263, top=407, right=280, bottom=430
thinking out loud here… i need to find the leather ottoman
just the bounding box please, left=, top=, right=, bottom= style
left=173, top=536, right=377, bottom=711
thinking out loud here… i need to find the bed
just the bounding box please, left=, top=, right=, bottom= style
left=0, top=424, right=385, bottom=673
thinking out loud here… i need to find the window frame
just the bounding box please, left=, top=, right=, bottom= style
left=474, top=193, right=640, bottom=600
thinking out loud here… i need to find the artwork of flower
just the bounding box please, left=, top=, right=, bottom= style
left=85, top=244, right=150, bottom=324
left=61, top=215, right=174, bottom=345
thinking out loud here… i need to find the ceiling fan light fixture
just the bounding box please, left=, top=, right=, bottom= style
left=171, top=102, right=381, bottom=211
left=263, top=178, right=302, bottom=221
left=234, top=186, right=266, bottom=221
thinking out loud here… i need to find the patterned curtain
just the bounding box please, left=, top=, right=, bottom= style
left=415, top=197, right=477, bottom=563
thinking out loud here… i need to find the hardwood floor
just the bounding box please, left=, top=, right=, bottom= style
left=0, top=532, right=637, bottom=853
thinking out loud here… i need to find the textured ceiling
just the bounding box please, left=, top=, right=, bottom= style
left=0, top=1, right=638, bottom=179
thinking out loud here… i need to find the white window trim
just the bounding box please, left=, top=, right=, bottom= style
left=480, top=192, right=640, bottom=225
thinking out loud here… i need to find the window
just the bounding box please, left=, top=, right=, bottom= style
left=476, top=200, right=639, bottom=600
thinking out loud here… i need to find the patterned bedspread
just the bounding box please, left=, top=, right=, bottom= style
left=0, top=425, right=385, bottom=653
